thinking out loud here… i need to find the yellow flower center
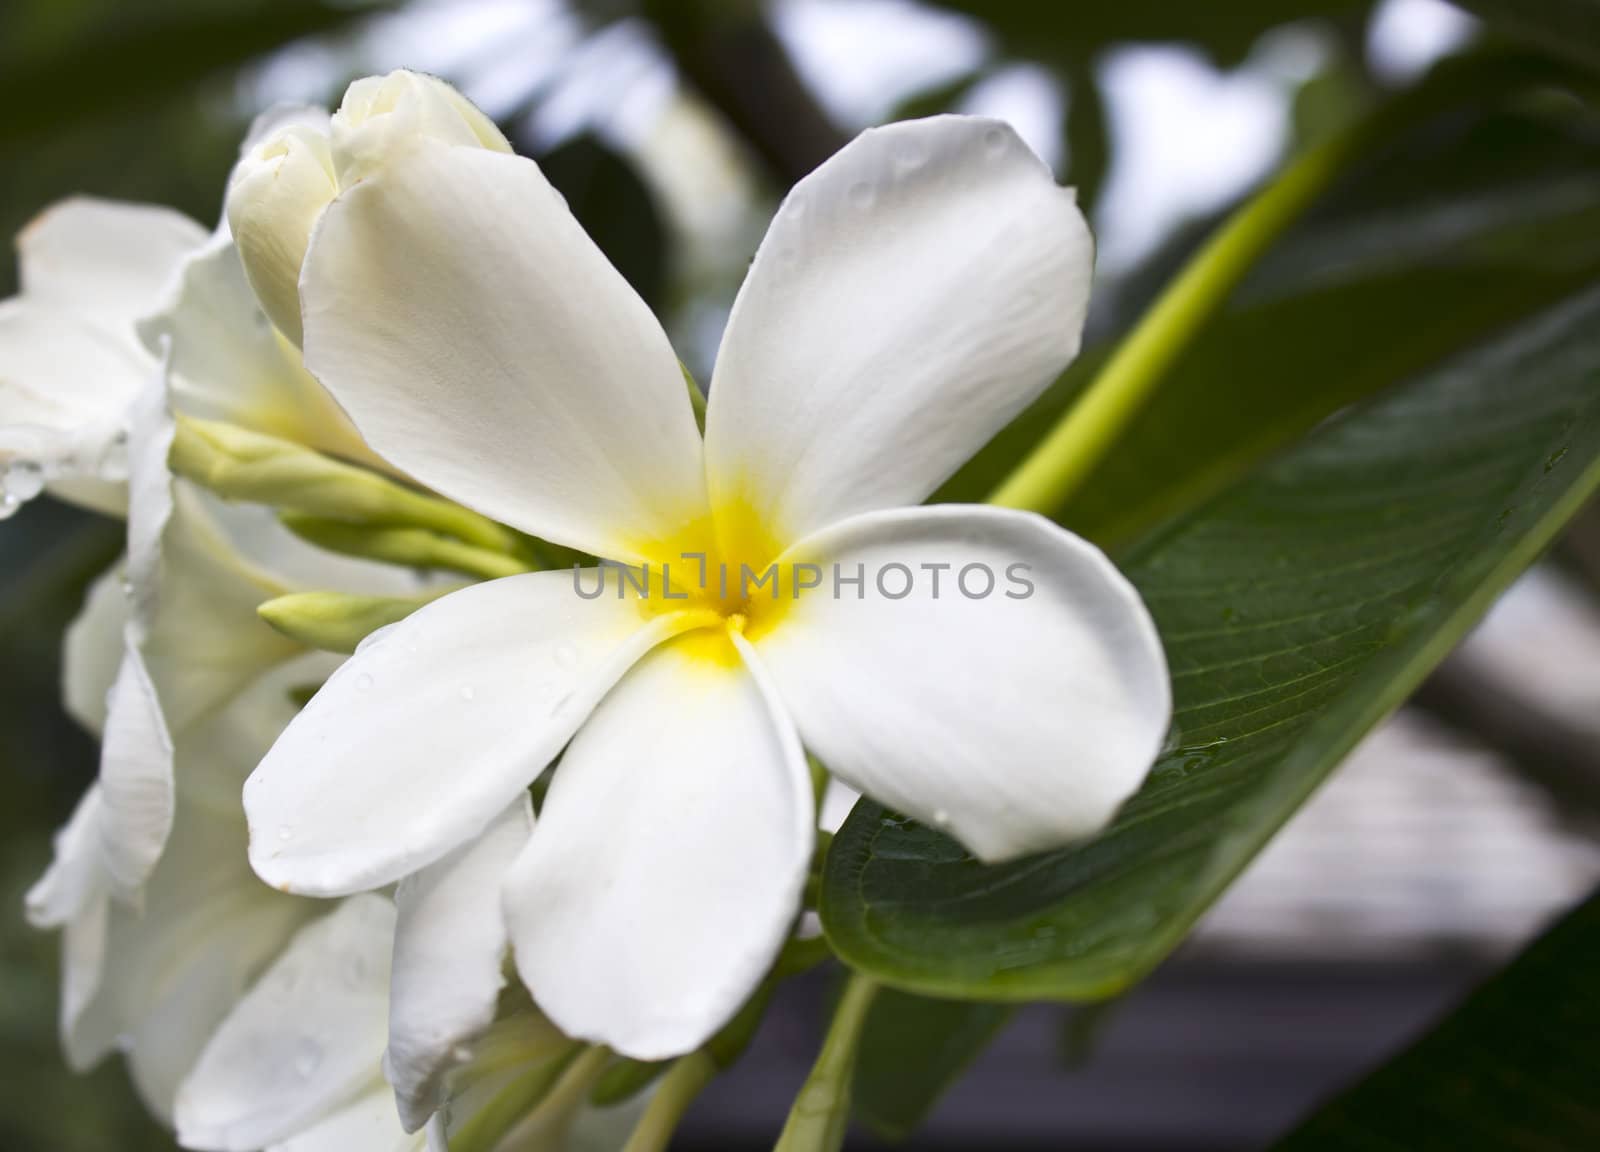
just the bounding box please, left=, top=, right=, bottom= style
left=627, top=491, right=799, bottom=667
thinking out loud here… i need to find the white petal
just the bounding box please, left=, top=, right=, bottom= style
left=704, top=117, right=1092, bottom=547
left=18, top=197, right=206, bottom=321
left=175, top=895, right=395, bottom=1152
left=172, top=650, right=342, bottom=819
left=97, top=647, right=176, bottom=894
left=505, top=633, right=814, bottom=1060
left=818, top=777, right=860, bottom=836
left=385, top=797, right=533, bottom=1132
left=268, top=1086, right=425, bottom=1152
left=139, top=485, right=302, bottom=735
left=25, top=786, right=109, bottom=929
left=1, top=198, right=202, bottom=516
left=227, top=107, right=337, bottom=347
left=753, top=505, right=1170, bottom=862
left=0, top=299, right=143, bottom=516
left=200, top=494, right=424, bottom=598
left=62, top=560, right=129, bottom=737
left=300, top=141, right=707, bottom=563
left=246, top=570, right=710, bottom=896
left=58, top=797, right=310, bottom=1119
left=138, top=230, right=379, bottom=467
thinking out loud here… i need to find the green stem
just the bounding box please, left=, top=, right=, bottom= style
left=988, top=124, right=1369, bottom=515
left=773, top=974, right=879, bottom=1152
left=622, top=1050, right=717, bottom=1152
left=986, top=50, right=1562, bottom=517
left=494, top=1044, right=611, bottom=1152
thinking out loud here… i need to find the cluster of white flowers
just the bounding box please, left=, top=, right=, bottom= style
left=0, top=69, right=1169, bottom=1150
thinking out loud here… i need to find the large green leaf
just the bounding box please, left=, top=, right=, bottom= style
left=1454, top=0, right=1600, bottom=72
left=1272, top=885, right=1600, bottom=1149
left=937, top=97, right=1600, bottom=551
left=821, top=284, right=1600, bottom=1000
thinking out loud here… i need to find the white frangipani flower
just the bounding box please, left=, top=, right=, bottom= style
left=227, top=71, right=510, bottom=347
left=243, top=109, right=1171, bottom=1060
left=0, top=198, right=204, bottom=517
left=25, top=657, right=327, bottom=1123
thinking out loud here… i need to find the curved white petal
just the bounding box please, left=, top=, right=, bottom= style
left=173, top=651, right=342, bottom=819
left=300, top=141, right=707, bottom=563
left=386, top=797, right=533, bottom=1132
left=202, top=495, right=424, bottom=599
left=175, top=895, right=395, bottom=1152
left=25, top=786, right=109, bottom=930
left=268, top=1085, right=425, bottom=1152
left=227, top=106, right=337, bottom=347
left=246, top=570, right=710, bottom=896
left=0, top=299, right=142, bottom=516
left=18, top=197, right=207, bottom=320
left=754, top=505, right=1170, bottom=862
left=138, top=230, right=379, bottom=467
left=818, top=777, right=860, bottom=836
left=62, top=560, right=129, bottom=737
left=704, top=117, right=1092, bottom=548
left=506, top=633, right=814, bottom=1060
left=58, top=797, right=311, bottom=1119
left=138, top=486, right=302, bottom=736
left=2, top=198, right=203, bottom=517
left=98, top=647, right=175, bottom=895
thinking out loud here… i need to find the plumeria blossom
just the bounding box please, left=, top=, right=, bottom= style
left=26, top=658, right=325, bottom=1123
left=25, top=302, right=416, bottom=925
left=243, top=92, right=1171, bottom=1061
left=0, top=198, right=203, bottom=516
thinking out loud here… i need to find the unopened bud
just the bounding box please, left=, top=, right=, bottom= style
left=258, top=589, right=454, bottom=654
left=226, top=72, right=510, bottom=346
left=226, top=114, right=338, bottom=347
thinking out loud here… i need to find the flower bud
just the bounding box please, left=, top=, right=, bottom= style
left=257, top=588, right=451, bottom=654
left=330, top=70, right=511, bottom=188
left=226, top=72, right=510, bottom=347
left=226, top=117, right=337, bottom=348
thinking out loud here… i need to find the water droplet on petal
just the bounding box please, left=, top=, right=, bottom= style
left=459, top=684, right=476, bottom=701
left=553, top=644, right=578, bottom=670
left=847, top=180, right=874, bottom=209
left=982, top=127, right=1008, bottom=155
left=551, top=691, right=574, bottom=717
left=3, top=460, right=45, bottom=501
left=786, top=194, right=807, bottom=219
left=894, top=137, right=930, bottom=171
left=277, top=825, right=293, bottom=841
left=355, top=673, right=374, bottom=692
left=293, top=1039, right=323, bottom=1077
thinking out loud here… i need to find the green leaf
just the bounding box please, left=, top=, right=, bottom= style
left=938, top=96, right=1600, bottom=551
left=1453, top=0, right=1600, bottom=72
left=852, top=991, right=1011, bottom=1142
left=821, top=283, right=1600, bottom=1000
left=1271, top=885, right=1600, bottom=1149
